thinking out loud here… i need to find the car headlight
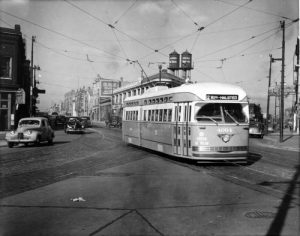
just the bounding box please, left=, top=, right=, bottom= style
left=24, top=130, right=32, bottom=135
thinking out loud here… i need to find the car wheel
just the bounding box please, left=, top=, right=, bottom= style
left=7, top=142, right=13, bottom=148
left=48, top=138, right=53, bottom=145
left=35, top=136, right=41, bottom=146
left=24, top=143, right=28, bottom=147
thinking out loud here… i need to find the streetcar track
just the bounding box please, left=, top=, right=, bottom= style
left=150, top=153, right=300, bottom=204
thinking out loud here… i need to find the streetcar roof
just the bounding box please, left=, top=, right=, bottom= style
left=124, top=82, right=247, bottom=103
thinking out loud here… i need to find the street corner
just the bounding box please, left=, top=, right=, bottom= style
left=256, top=134, right=300, bottom=152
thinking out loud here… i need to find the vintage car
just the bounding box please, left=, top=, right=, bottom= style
left=249, top=121, right=264, bottom=138
left=5, top=117, right=55, bottom=148
left=64, top=117, right=85, bottom=134
left=80, top=116, right=92, bottom=128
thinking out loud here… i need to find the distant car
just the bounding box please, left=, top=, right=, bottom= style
left=55, top=115, right=66, bottom=126
left=65, top=117, right=85, bottom=134
left=80, top=116, right=92, bottom=128
left=249, top=122, right=264, bottom=138
left=5, top=117, right=55, bottom=148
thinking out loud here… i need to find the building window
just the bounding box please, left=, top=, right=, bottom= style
left=0, top=56, right=12, bottom=79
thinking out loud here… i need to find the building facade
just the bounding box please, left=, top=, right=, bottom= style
left=0, top=25, right=31, bottom=131
left=91, top=75, right=122, bottom=122
left=112, top=69, right=186, bottom=119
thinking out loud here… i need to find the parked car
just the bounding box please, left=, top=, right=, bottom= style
left=64, top=117, right=85, bottom=134
left=249, top=121, right=264, bottom=138
left=80, top=116, right=92, bottom=128
left=55, top=115, right=66, bottom=126
left=5, top=117, right=55, bottom=148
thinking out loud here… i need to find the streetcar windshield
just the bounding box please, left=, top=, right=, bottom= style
left=195, top=103, right=248, bottom=124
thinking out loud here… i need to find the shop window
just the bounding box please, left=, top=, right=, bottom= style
left=0, top=56, right=12, bottom=79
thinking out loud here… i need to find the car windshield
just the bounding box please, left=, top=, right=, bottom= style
left=195, top=103, right=248, bottom=125
left=19, top=120, right=40, bottom=126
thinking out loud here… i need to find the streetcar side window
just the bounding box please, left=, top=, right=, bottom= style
left=168, top=109, right=172, bottom=122
left=151, top=110, right=155, bottom=121
left=163, top=109, right=167, bottom=122
left=159, top=109, right=163, bottom=122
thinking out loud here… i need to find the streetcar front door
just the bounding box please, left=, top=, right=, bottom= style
left=173, top=103, right=190, bottom=156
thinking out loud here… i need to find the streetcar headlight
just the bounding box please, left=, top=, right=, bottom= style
left=222, top=134, right=230, bottom=143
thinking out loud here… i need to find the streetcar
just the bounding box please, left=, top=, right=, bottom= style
left=122, top=82, right=249, bottom=163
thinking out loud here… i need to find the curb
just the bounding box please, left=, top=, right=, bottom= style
left=257, top=135, right=300, bottom=152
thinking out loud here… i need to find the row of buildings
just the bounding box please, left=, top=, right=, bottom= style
left=0, top=25, right=31, bottom=131
left=53, top=68, right=189, bottom=122
left=50, top=50, right=194, bottom=122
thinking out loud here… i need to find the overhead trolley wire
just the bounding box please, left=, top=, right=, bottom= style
left=170, top=0, right=199, bottom=27
left=0, top=9, right=127, bottom=61
left=227, top=20, right=298, bottom=60
left=63, top=0, right=167, bottom=58
left=191, top=0, right=253, bottom=51
left=194, top=25, right=282, bottom=61
left=215, top=0, right=295, bottom=21
left=113, top=0, right=138, bottom=25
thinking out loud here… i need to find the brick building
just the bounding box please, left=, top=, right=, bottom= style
left=0, top=25, right=30, bottom=131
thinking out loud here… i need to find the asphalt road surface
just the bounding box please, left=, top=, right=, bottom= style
left=0, top=127, right=299, bottom=235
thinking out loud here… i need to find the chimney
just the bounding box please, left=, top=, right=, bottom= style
left=15, top=24, right=21, bottom=32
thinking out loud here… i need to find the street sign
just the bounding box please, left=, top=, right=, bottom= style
left=16, top=88, right=25, bottom=104
left=268, top=85, right=295, bottom=96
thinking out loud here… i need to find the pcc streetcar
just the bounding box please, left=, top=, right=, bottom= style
left=122, top=82, right=249, bottom=162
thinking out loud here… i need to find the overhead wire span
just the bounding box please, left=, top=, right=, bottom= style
left=113, top=0, right=138, bottom=25
left=64, top=0, right=166, bottom=58
left=214, top=0, right=295, bottom=21
left=0, top=9, right=127, bottom=61
left=111, top=28, right=129, bottom=59
left=35, top=40, right=87, bottom=61
left=191, top=0, right=253, bottom=51
left=194, top=25, right=281, bottom=61
left=228, top=20, right=298, bottom=60
left=170, top=0, right=199, bottom=27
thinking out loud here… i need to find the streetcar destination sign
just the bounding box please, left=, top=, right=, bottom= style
left=206, top=94, right=238, bottom=100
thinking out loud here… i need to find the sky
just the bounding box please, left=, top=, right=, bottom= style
left=0, top=0, right=299, bottom=114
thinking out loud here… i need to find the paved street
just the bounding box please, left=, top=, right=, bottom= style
left=0, top=127, right=299, bottom=235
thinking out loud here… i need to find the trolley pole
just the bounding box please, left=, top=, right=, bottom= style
left=266, top=54, right=273, bottom=134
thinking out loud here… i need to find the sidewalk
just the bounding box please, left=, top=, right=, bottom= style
left=259, top=129, right=300, bottom=152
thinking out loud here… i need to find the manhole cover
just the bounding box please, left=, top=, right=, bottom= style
left=245, top=211, right=276, bottom=219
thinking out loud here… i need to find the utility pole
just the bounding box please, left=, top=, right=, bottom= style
left=280, top=21, right=285, bottom=142
left=266, top=54, right=273, bottom=134
left=30, top=36, right=36, bottom=117
left=272, top=22, right=285, bottom=142
left=295, top=37, right=299, bottom=132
